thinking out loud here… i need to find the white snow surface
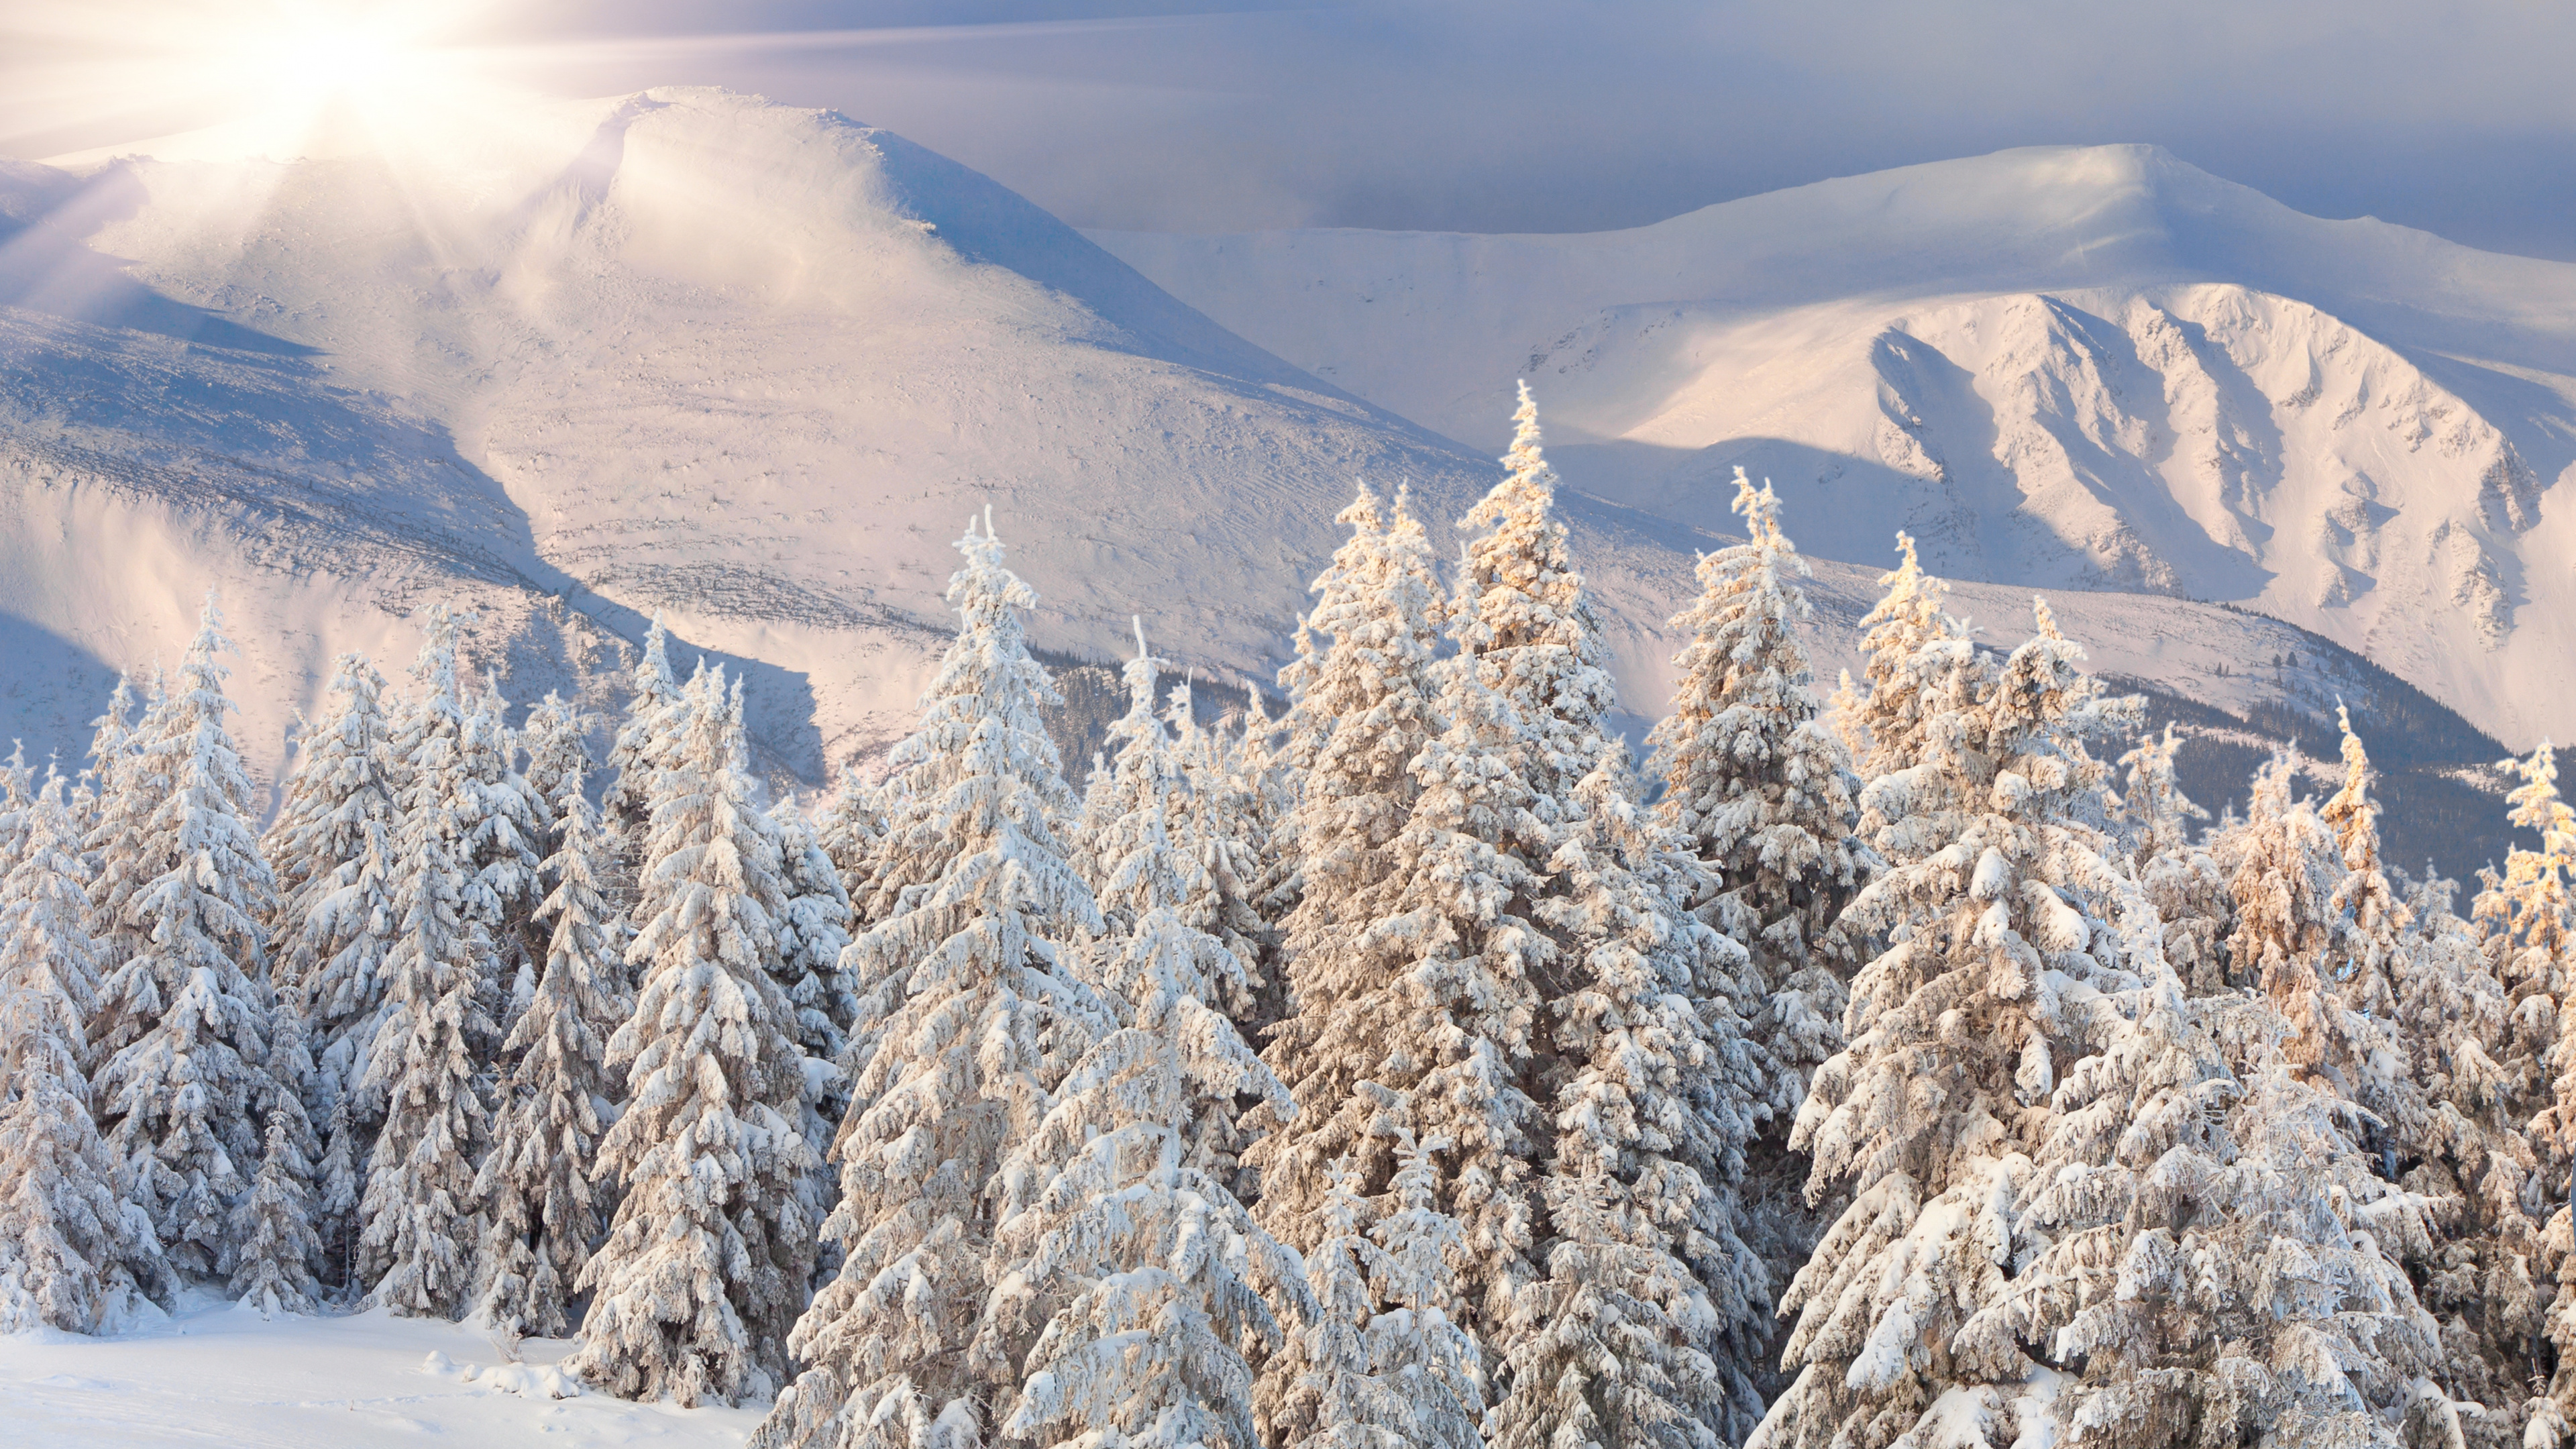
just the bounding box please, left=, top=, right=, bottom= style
left=0, top=1298, right=760, bottom=1446
left=0, top=101, right=2531, bottom=792
left=1093, top=144, right=2576, bottom=748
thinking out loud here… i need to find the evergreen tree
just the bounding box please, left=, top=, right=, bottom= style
left=1277, top=1146, right=1486, bottom=1449
left=1495, top=737, right=1770, bottom=1448
left=1759, top=601, right=2137, bottom=1447
left=1847, top=533, right=1964, bottom=790
left=1256, top=636, right=1546, bottom=1358
left=986, top=756, right=1307, bottom=1449
left=1947, top=882, right=2443, bottom=1448
left=2386, top=872, right=2540, bottom=1448
left=571, top=669, right=818, bottom=1403
left=473, top=751, right=631, bottom=1340
left=1648, top=466, right=1865, bottom=1116
left=1250, top=482, right=1448, bottom=1244
left=92, top=596, right=279, bottom=1284
left=772, top=792, right=857, bottom=1158
left=85, top=668, right=171, bottom=1064
left=358, top=604, right=499, bottom=1315
left=2210, top=752, right=2392, bottom=1111
left=229, top=1000, right=324, bottom=1317
left=262, top=651, right=401, bottom=1283
left=2114, top=724, right=2230, bottom=993
left=458, top=668, right=547, bottom=1028
left=757, top=515, right=1109, bottom=1448
left=2322, top=706, right=2411, bottom=1023
left=813, top=766, right=890, bottom=929
left=604, top=612, right=684, bottom=843
left=0, top=769, right=160, bottom=1332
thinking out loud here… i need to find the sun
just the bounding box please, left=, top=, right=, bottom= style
left=3, top=0, right=524, bottom=166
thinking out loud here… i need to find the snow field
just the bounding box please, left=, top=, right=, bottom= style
left=0, top=1299, right=761, bottom=1446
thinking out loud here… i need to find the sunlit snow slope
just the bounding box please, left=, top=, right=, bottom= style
left=1093, top=145, right=2576, bottom=749
left=0, top=88, right=1491, bottom=782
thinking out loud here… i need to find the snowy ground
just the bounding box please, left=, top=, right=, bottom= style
left=0, top=1298, right=759, bottom=1447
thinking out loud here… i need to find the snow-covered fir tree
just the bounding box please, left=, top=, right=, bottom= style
left=1950, top=881, right=2443, bottom=1447
left=571, top=669, right=819, bottom=1405
left=0, top=769, right=161, bottom=1331
left=262, top=650, right=402, bottom=1283
left=985, top=753, right=1306, bottom=1449
left=1163, top=671, right=1286, bottom=1042
left=2321, top=706, right=2412, bottom=1023
left=1495, top=738, right=1770, bottom=1448
left=1648, top=466, right=1865, bottom=1116
left=604, top=612, right=685, bottom=844
left=757, top=514, right=1110, bottom=1449
left=230, top=999, right=324, bottom=1317
left=1277, top=1141, right=1487, bottom=1449
left=458, top=667, right=547, bottom=1026
left=91, top=595, right=279, bottom=1285
left=84, top=669, right=172, bottom=1063
left=473, top=748, right=631, bottom=1340
left=2114, top=723, right=2230, bottom=993
left=1256, top=599, right=1547, bottom=1363
left=2209, top=750, right=2392, bottom=1110
left=358, top=604, right=500, bottom=1315
left=771, top=790, right=857, bottom=1159
left=2384, top=870, right=2540, bottom=1448
left=1251, top=482, right=1448, bottom=1234
left=1847, top=533, right=1965, bottom=790
left=812, top=766, right=889, bottom=929
left=1759, top=600, right=2139, bottom=1448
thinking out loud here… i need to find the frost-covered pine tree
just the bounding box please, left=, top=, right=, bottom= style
left=230, top=998, right=324, bottom=1317
left=84, top=669, right=172, bottom=1063
left=473, top=751, right=631, bottom=1340
left=757, top=515, right=1110, bottom=1449
left=1275, top=1142, right=1487, bottom=1449
left=2384, top=871, right=2541, bottom=1448
left=984, top=768, right=1306, bottom=1449
left=571, top=670, right=819, bottom=1404
left=91, top=595, right=279, bottom=1284
left=1495, top=741, right=1770, bottom=1448
left=813, top=766, right=890, bottom=928
left=0, top=769, right=161, bottom=1332
left=604, top=612, right=685, bottom=844
left=358, top=604, right=500, bottom=1315
left=1947, top=881, right=2443, bottom=1446
left=1164, top=672, right=1285, bottom=1042
left=1253, top=482, right=1448, bottom=1218
left=771, top=790, right=856, bottom=1168
left=458, top=668, right=547, bottom=1026
left=1648, top=467, right=1866, bottom=1116
left=1758, top=600, right=2139, bottom=1448
left=0, top=741, right=29, bottom=881
left=1073, top=619, right=1186, bottom=920
left=2479, top=743, right=2575, bottom=1138
left=1255, top=652, right=1547, bottom=1354
left=1847, top=532, right=1966, bottom=792
left=2114, top=723, right=2230, bottom=993
left=2210, top=750, right=2389, bottom=1106
left=2321, top=706, right=2412, bottom=1023
left=262, top=651, right=401, bottom=1283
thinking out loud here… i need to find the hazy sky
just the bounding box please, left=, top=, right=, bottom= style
left=10, top=1, right=2576, bottom=258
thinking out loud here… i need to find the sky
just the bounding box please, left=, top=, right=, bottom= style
left=5, top=0, right=2575, bottom=259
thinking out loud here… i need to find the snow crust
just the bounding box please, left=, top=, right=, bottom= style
left=0, top=1298, right=759, bottom=1444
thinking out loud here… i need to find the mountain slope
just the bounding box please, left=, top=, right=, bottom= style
left=1091, top=144, right=2576, bottom=749
left=0, top=87, right=1493, bottom=782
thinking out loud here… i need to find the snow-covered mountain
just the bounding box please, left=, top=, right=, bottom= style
left=0, top=103, right=2534, bottom=873
left=0, top=88, right=1490, bottom=781
left=1092, top=144, right=2576, bottom=751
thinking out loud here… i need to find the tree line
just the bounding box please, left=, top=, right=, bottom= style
left=2, top=384, right=2572, bottom=1449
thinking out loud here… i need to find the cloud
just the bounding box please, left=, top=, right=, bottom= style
left=10, top=0, right=2574, bottom=258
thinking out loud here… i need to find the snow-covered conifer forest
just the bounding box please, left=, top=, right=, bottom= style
left=8, top=388, right=2576, bottom=1449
